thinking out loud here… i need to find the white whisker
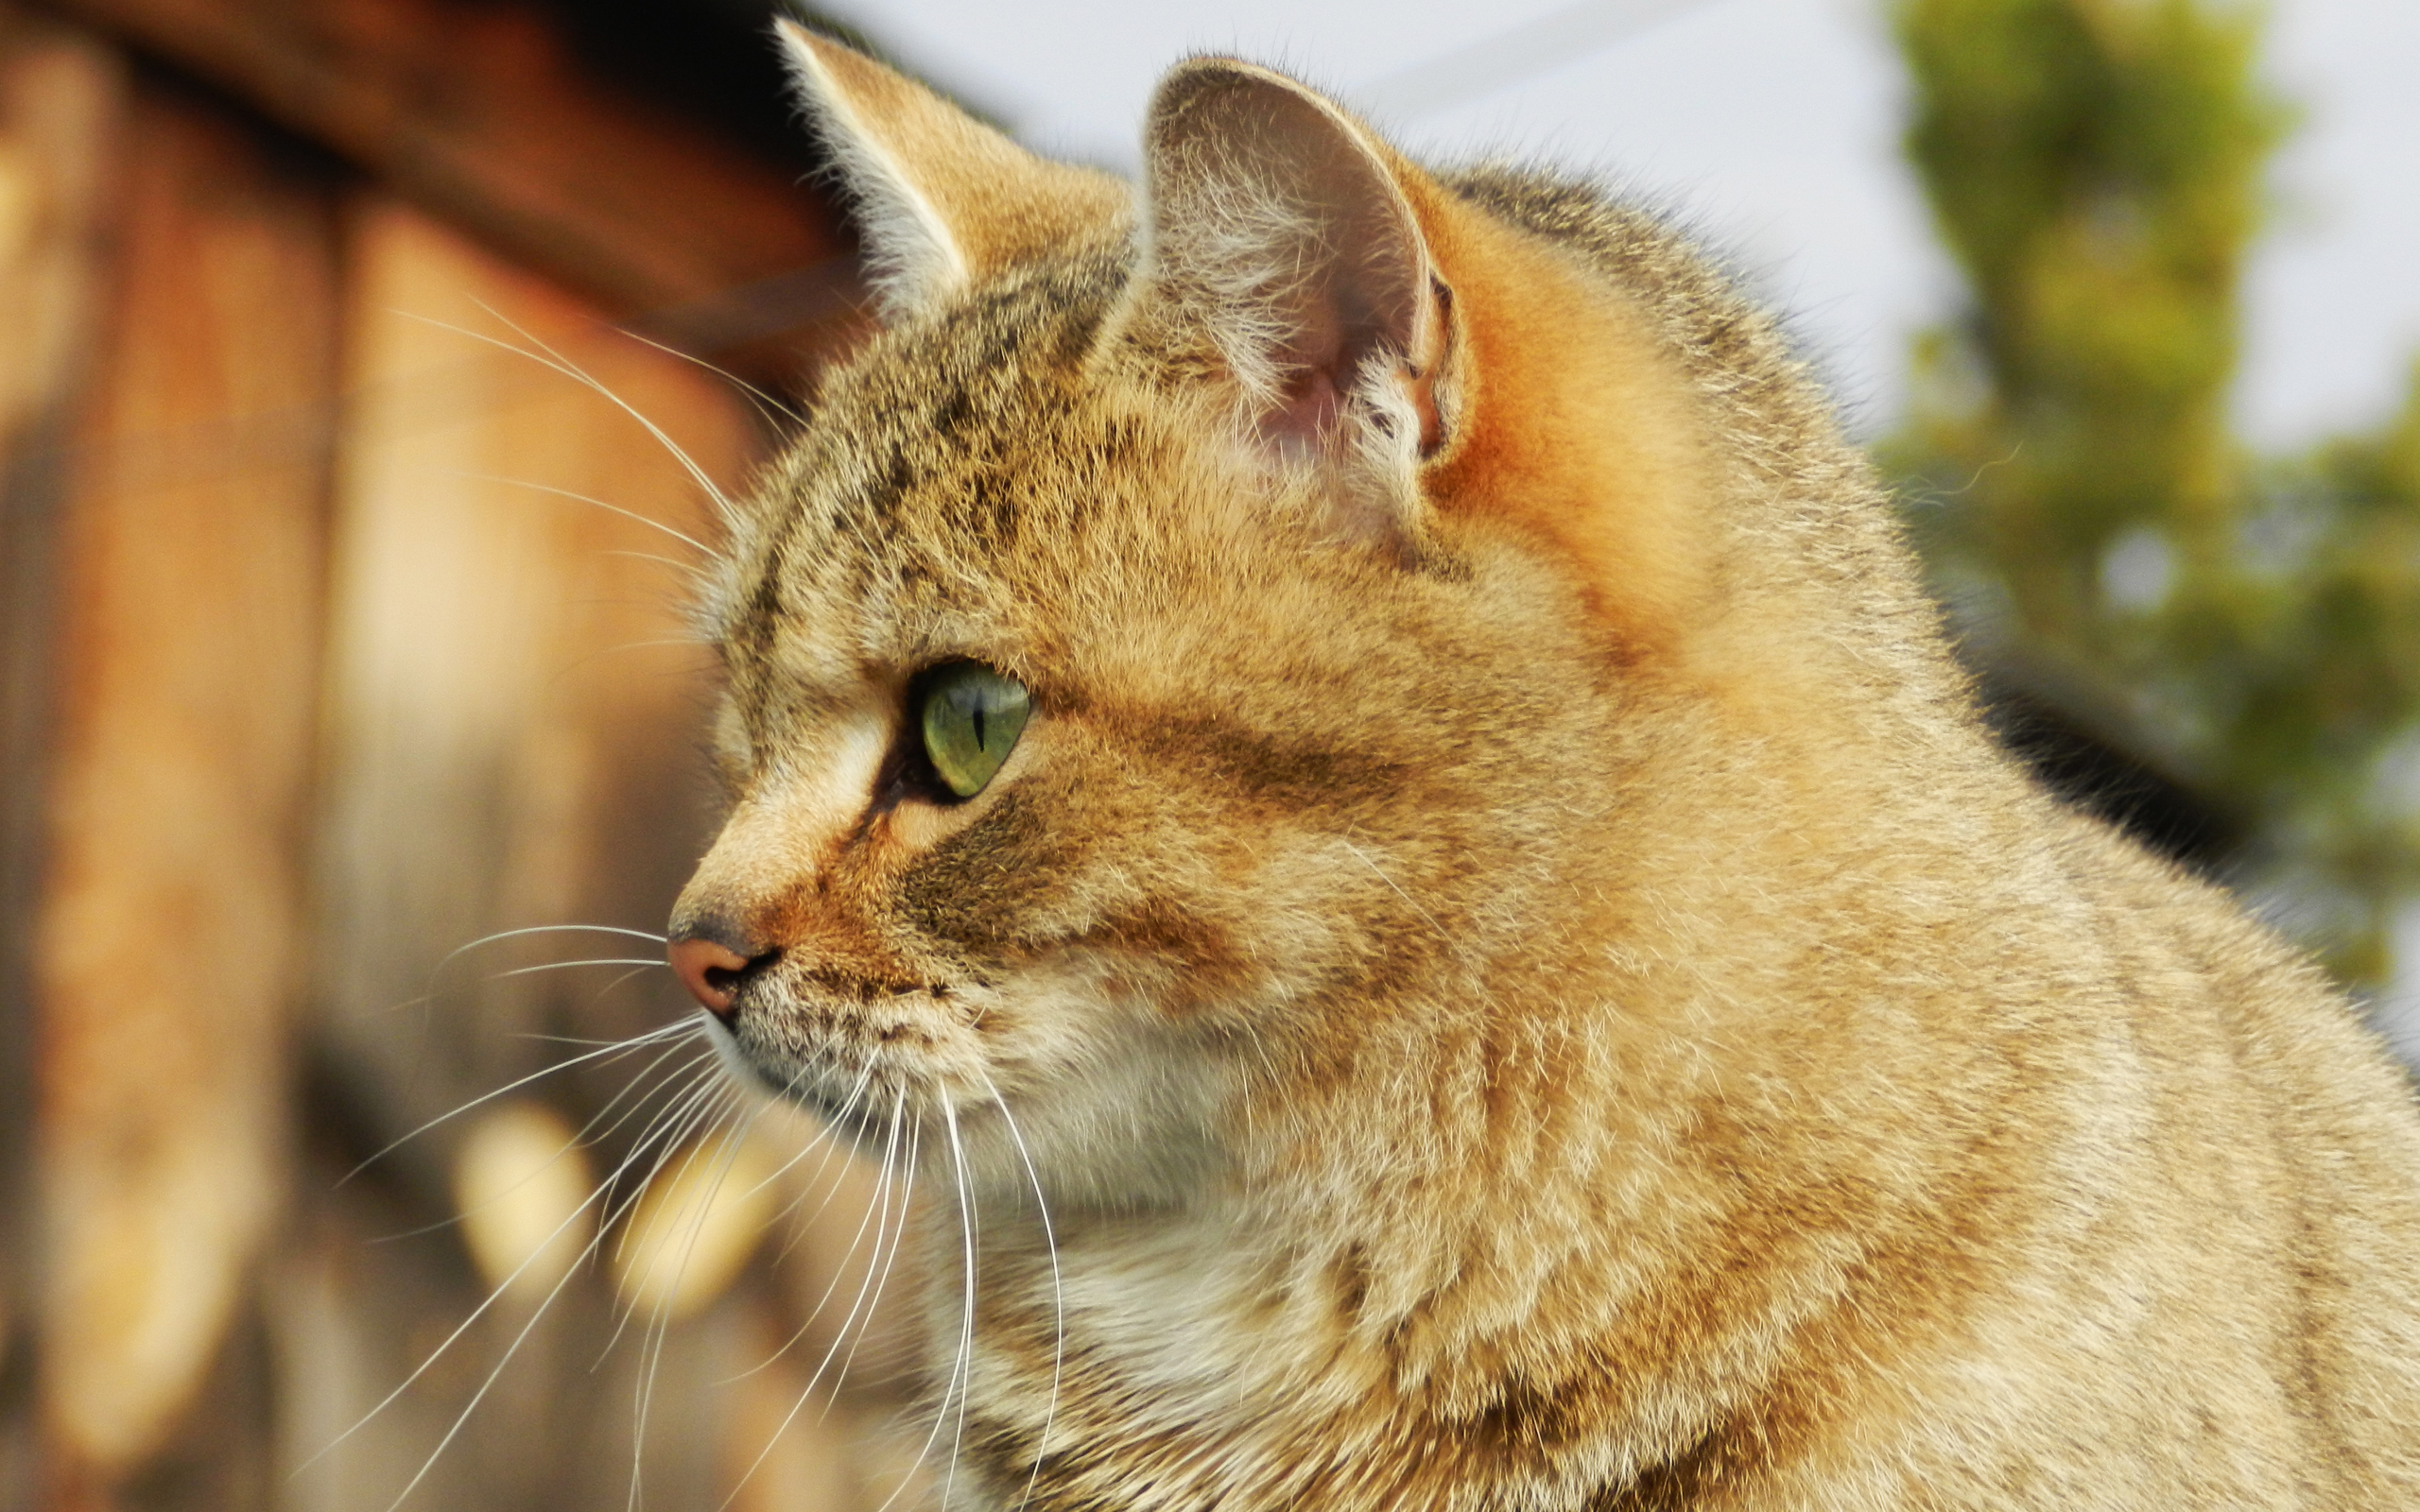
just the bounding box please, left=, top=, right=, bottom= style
left=363, top=1042, right=717, bottom=1248
left=484, top=957, right=671, bottom=981
left=607, top=323, right=803, bottom=431
left=579, top=965, right=664, bottom=1011
left=338, top=1019, right=699, bottom=1187
left=600, top=547, right=705, bottom=574
left=944, top=1102, right=982, bottom=1510
left=368, top=923, right=672, bottom=1027
left=863, top=1105, right=962, bottom=1512
left=437, top=921, right=668, bottom=964
left=569, top=1038, right=723, bottom=1157
left=715, top=1091, right=912, bottom=1512
left=595, top=1074, right=743, bottom=1367
left=750, top=1073, right=883, bottom=1273
left=721, top=1074, right=889, bottom=1387
left=637, top=1086, right=770, bottom=1386
left=435, top=301, right=737, bottom=518
left=312, top=1045, right=722, bottom=1493
left=455, top=472, right=714, bottom=558
left=627, top=1081, right=761, bottom=1512
left=371, top=1072, right=714, bottom=1512
left=976, top=1066, right=1064, bottom=1512
left=827, top=1111, right=920, bottom=1413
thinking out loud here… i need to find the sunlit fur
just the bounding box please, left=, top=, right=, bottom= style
left=673, top=42, right=2420, bottom=1511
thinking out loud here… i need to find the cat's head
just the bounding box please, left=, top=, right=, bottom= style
left=668, top=30, right=1861, bottom=1208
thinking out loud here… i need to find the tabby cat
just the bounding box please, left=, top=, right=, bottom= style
left=661, top=24, right=2420, bottom=1509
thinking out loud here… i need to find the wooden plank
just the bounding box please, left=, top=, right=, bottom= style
left=31, top=65, right=340, bottom=1503
left=298, top=196, right=921, bottom=1512
left=312, top=196, right=754, bottom=1156
left=30, top=0, right=857, bottom=377
left=299, top=196, right=769, bottom=1509
left=0, top=7, right=127, bottom=1493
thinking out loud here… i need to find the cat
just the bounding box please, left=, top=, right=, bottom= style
left=660, top=23, right=2420, bottom=1509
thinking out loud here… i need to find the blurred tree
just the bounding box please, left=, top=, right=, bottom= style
left=1889, top=0, right=2420, bottom=982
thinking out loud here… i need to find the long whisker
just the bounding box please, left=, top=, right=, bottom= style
left=437, top=921, right=668, bottom=963
left=312, top=1043, right=720, bottom=1484
left=360, top=1040, right=717, bottom=1246
left=863, top=1097, right=973, bottom=1512
left=789, top=1089, right=909, bottom=1397
left=608, top=323, right=803, bottom=430
left=338, top=1019, right=698, bottom=1186
left=593, top=1069, right=746, bottom=1364
left=941, top=1100, right=981, bottom=1511
left=588, top=1069, right=752, bottom=1512
left=715, top=1090, right=911, bottom=1512
left=441, top=302, right=737, bottom=518
left=372, top=1062, right=726, bottom=1512
left=370, top=923, right=672, bottom=1021
left=485, top=957, right=670, bottom=981
left=977, top=1066, right=1064, bottom=1512
left=601, top=547, right=704, bottom=574
left=569, top=1035, right=723, bottom=1157
left=579, top=965, right=662, bottom=1012
left=719, top=1073, right=889, bottom=1387
left=746, top=1074, right=886, bottom=1275
left=812, top=1092, right=912, bottom=1400
left=457, top=472, right=713, bottom=558
left=628, top=1085, right=771, bottom=1508
left=827, top=1108, right=920, bottom=1411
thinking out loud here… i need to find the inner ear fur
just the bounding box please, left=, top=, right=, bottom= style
left=1134, top=58, right=1715, bottom=656
left=1135, top=61, right=1452, bottom=528
left=777, top=22, right=1131, bottom=319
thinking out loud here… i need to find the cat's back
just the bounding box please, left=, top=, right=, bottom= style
left=1893, top=806, right=2420, bottom=1503
left=1457, top=163, right=2420, bottom=1498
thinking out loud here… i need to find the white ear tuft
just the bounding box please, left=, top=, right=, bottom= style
left=776, top=21, right=1132, bottom=322
left=776, top=22, right=967, bottom=317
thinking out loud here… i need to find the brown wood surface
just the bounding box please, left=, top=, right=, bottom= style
left=30, top=0, right=859, bottom=379
left=284, top=195, right=921, bottom=1512
left=295, top=197, right=859, bottom=1511
left=0, top=11, right=128, bottom=1501
left=30, top=63, right=342, bottom=1504
left=3, top=9, right=902, bottom=1502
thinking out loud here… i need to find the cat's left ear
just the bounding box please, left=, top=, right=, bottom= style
left=1128, top=59, right=1456, bottom=549
left=776, top=21, right=1130, bottom=320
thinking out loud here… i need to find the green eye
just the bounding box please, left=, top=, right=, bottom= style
left=917, top=662, right=1031, bottom=799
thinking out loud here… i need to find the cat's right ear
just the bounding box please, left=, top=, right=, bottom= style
left=776, top=21, right=1130, bottom=320
left=1126, top=60, right=1456, bottom=553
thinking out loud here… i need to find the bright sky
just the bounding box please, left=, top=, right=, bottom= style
left=817, top=0, right=2420, bottom=450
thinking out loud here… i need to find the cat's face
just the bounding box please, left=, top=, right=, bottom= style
left=680, top=260, right=1610, bottom=1204
left=668, top=35, right=1726, bottom=1206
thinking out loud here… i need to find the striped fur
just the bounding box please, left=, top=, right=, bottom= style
left=671, top=40, right=2420, bottom=1510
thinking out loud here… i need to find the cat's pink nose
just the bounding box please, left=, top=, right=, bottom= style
left=668, top=935, right=758, bottom=1021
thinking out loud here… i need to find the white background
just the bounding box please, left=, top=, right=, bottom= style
left=818, top=0, right=2420, bottom=449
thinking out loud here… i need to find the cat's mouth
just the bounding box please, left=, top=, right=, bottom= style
left=706, top=964, right=994, bottom=1134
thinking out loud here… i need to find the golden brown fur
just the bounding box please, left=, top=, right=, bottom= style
left=669, top=31, right=2420, bottom=1509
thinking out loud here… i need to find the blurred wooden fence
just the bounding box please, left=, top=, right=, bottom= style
left=0, top=3, right=924, bottom=1506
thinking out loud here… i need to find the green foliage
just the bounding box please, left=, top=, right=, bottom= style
left=1888, top=0, right=2420, bottom=981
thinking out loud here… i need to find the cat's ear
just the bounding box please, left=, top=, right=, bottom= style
left=776, top=21, right=1130, bottom=319
left=1132, top=60, right=1454, bottom=546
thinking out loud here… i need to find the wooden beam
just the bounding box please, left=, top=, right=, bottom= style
left=295, top=196, right=765, bottom=1508
left=32, top=0, right=857, bottom=374
left=33, top=66, right=340, bottom=1501
left=0, top=4, right=126, bottom=1439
